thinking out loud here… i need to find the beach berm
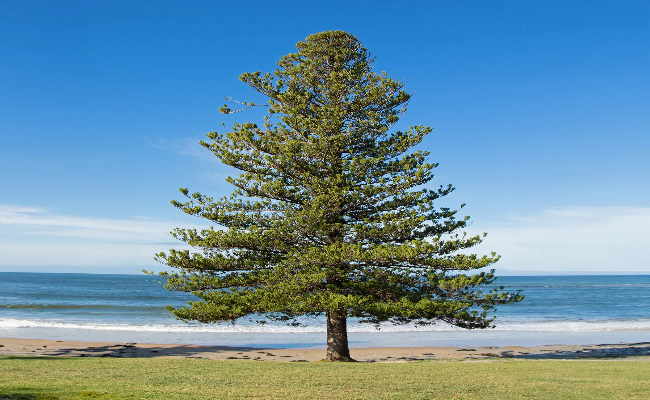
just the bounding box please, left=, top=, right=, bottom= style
left=2, top=338, right=650, bottom=362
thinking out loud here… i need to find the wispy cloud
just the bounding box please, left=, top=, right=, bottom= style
left=0, top=205, right=213, bottom=269
left=2, top=205, right=649, bottom=274
left=145, top=136, right=239, bottom=182
left=146, top=136, right=220, bottom=164
left=0, top=205, right=208, bottom=241
left=469, top=206, right=650, bottom=273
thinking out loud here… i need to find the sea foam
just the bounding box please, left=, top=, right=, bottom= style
left=2, top=317, right=650, bottom=333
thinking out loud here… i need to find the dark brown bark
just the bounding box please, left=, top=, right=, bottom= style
left=326, top=309, right=355, bottom=361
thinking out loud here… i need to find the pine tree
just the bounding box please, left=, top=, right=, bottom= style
left=153, top=30, right=522, bottom=361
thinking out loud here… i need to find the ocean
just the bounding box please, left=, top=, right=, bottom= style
left=1, top=272, right=649, bottom=349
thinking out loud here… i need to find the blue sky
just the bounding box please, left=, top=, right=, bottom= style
left=1, top=0, right=648, bottom=274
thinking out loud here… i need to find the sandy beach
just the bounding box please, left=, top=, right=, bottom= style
left=2, top=338, right=649, bottom=362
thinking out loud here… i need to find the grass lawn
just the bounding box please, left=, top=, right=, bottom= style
left=1, top=356, right=649, bottom=399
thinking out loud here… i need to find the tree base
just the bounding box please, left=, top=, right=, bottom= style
left=320, top=357, right=358, bottom=362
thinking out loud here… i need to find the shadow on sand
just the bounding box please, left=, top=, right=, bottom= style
left=499, top=342, right=650, bottom=359
left=1, top=342, right=280, bottom=359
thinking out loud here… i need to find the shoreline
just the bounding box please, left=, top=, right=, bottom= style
left=2, top=338, right=649, bottom=362
left=4, top=325, right=650, bottom=350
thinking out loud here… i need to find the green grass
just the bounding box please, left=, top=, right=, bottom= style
left=1, top=356, right=649, bottom=399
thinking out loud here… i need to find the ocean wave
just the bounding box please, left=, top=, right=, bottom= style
left=491, top=319, right=650, bottom=332
left=0, top=318, right=328, bottom=333
left=2, top=318, right=650, bottom=333
left=493, top=284, right=650, bottom=288
left=1, top=304, right=161, bottom=311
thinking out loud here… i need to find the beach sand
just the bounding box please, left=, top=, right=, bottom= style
left=2, top=338, right=649, bottom=362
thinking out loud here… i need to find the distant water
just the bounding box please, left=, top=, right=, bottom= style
left=1, top=272, right=649, bottom=348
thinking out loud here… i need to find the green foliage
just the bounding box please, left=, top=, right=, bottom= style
left=153, top=31, right=521, bottom=332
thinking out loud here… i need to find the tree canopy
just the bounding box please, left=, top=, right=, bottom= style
left=153, top=30, right=522, bottom=361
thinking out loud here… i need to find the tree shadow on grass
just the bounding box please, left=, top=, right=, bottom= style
left=0, top=342, right=316, bottom=360
left=0, top=391, right=60, bottom=399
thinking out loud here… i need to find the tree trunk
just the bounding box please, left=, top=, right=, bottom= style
left=326, top=309, right=355, bottom=361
